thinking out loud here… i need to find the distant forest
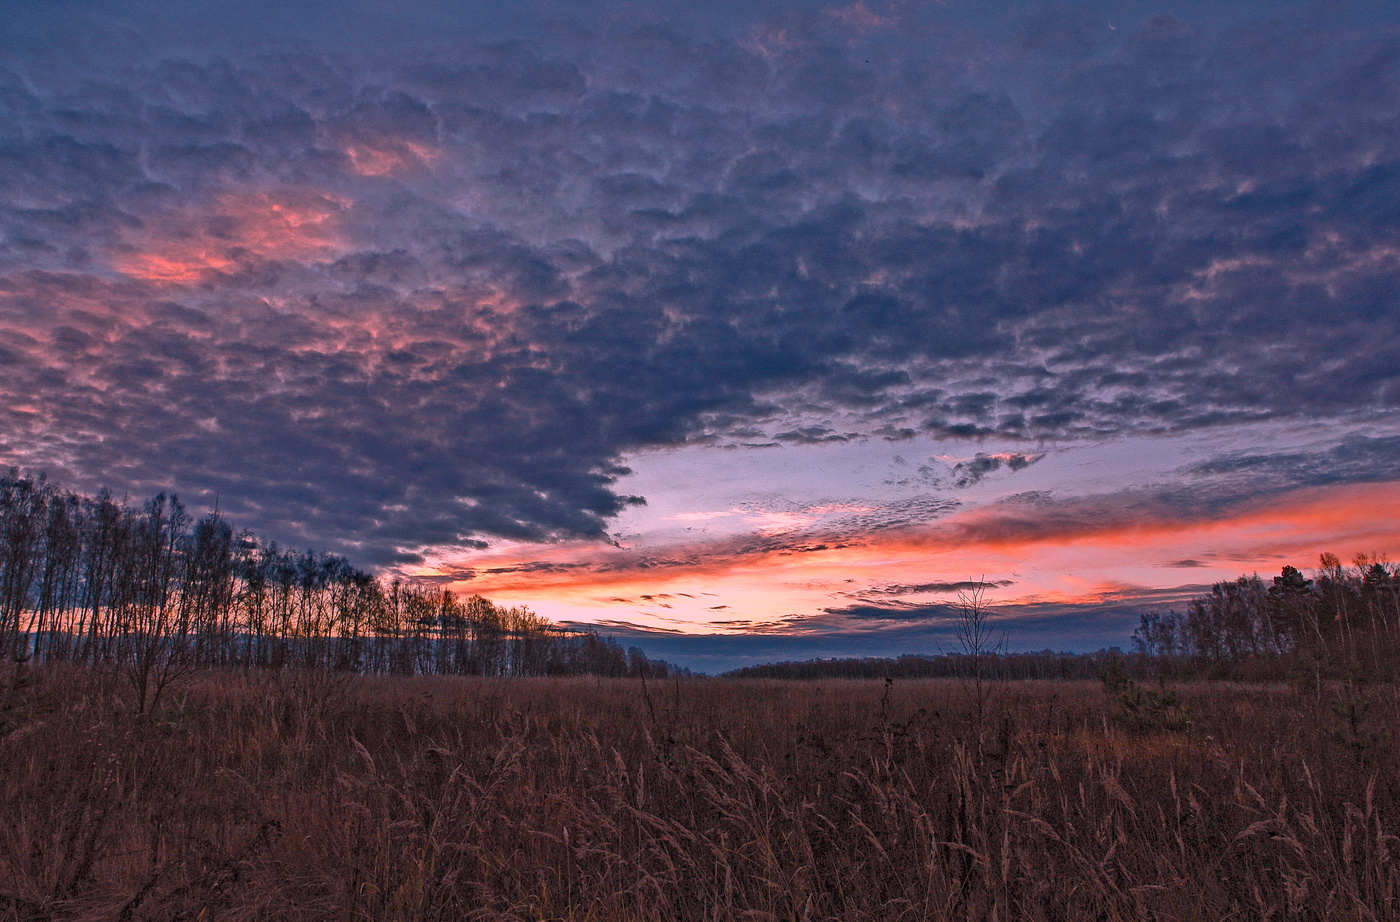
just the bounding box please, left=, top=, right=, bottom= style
left=0, top=469, right=678, bottom=709
left=726, top=652, right=1119, bottom=681
left=730, top=556, right=1400, bottom=682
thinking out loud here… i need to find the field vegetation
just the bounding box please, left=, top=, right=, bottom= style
left=2, top=665, right=1398, bottom=920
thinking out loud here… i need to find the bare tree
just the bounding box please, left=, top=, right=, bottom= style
left=953, top=579, right=1004, bottom=732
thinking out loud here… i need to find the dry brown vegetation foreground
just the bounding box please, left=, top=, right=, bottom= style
left=1, top=667, right=1398, bottom=921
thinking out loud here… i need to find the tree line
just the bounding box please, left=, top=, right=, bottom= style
left=725, top=651, right=1117, bottom=681
left=0, top=469, right=677, bottom=708
left=1133, top=554, right=1400, bottom=681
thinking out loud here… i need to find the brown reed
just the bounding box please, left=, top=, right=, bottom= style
left=1, top=666, right=1397, bottom=920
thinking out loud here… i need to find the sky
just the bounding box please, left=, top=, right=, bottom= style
left=3, top=0, right=1400, bottom=671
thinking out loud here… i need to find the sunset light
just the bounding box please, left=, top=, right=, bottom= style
left=344, top=140, right=439, bottom=176
left=3, top=0, right=1399, bottom=669
left=7, top=2, right=1400, bottom=915
left=111, top=191, right=348, bottom=283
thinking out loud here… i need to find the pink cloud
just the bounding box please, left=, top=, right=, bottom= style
left=111, top=190, right=348, bottom=285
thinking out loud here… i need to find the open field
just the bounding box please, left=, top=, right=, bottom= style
left=2, top=667, right=1398, bottom=920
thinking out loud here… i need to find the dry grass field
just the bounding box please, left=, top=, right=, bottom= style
left=2, top=665, right=1398, bottom=920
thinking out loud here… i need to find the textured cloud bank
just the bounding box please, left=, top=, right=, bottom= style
left=440, top=476, right=1400, bottom=651
left=2, top=0, right=1399, bottom=565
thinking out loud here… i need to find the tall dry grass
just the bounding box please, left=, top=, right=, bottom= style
left=1, top=666, right=1397, bottom=920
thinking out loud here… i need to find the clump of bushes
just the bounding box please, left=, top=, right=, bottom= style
left=1099, top=655, right=1191, bottom=731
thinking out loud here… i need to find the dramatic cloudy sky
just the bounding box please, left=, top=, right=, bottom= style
left=4, top=0, right=1400, bottom=670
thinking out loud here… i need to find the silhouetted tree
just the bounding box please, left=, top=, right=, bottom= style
left=0, top=469, right=685, bottom=689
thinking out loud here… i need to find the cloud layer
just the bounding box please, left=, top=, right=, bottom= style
left=2, top=0, right=1399, bottom=564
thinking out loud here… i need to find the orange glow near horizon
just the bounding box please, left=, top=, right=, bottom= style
left=421, top=479, right=1400, bottom=634
left=113, top=191, right=348, bottom=284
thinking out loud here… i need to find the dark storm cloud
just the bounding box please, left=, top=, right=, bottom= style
left=820, top=601, right=963, bottom=624
left=1184, top=436, right=1400, bottom=491
left=948, top=452, right=1044, bottom=488
left=772, top=426, right=851, bottom=445
left=854, top=579, right=1015, bottom=597
left=3, top=0, right=1400, bottom=562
